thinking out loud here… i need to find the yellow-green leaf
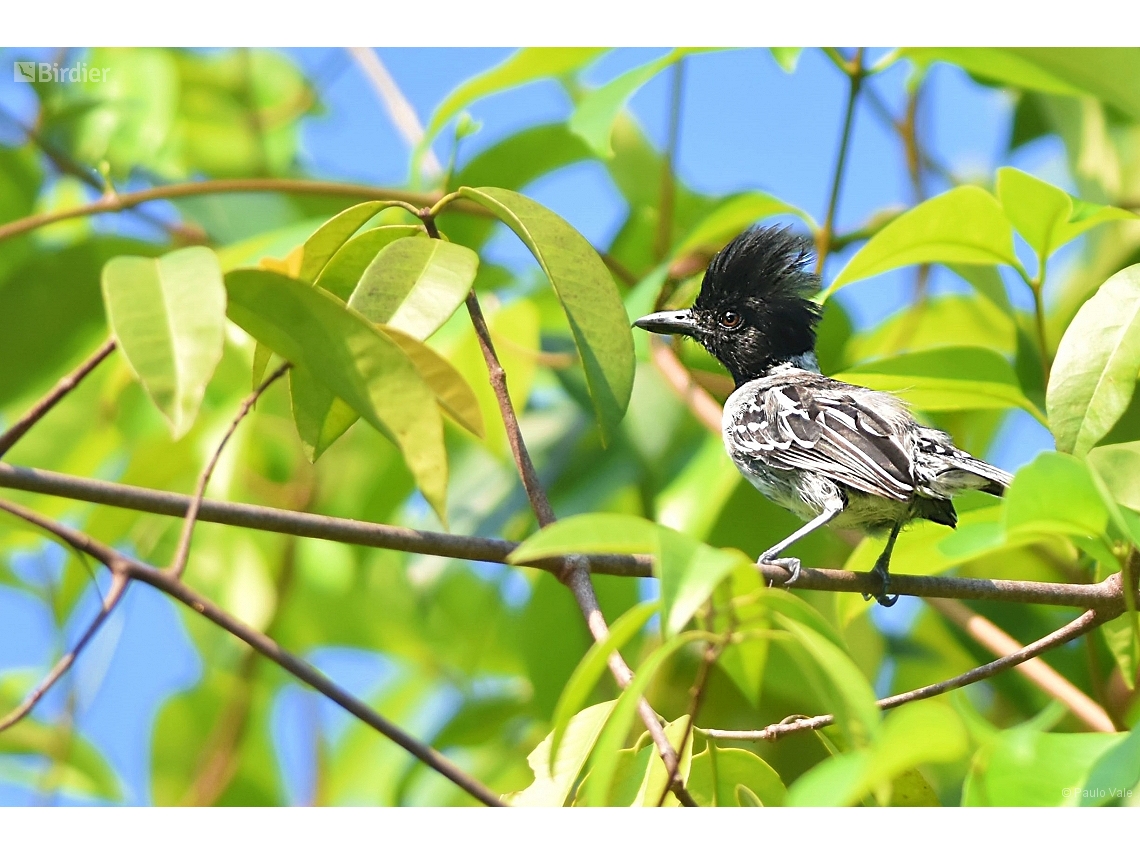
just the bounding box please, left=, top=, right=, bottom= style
left=225, top=268, right=448, bottom=522
left=101, top=245, right=226, bottom=439
left=1048, top=264, right=1140, bottom=456
left=827, top=187, right=1020, bottom=296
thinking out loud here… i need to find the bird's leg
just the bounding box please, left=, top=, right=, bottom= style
left=757, top=502, right=843, bottom=588
left=864, top=519, right=904, bottom=607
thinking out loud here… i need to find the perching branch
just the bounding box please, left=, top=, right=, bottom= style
left=0, top=461, right=1134, bottom=610
left=168, top=362, right=290, bottom=580
left=461, top=283, right=696, bottom=806
left=0, top=338, right=117, bottom=459
left=703, top=598, right=1120, bottom=743
left=0, top=497, right=505, bottom=808
left=0, top=177, right=491, bottom=245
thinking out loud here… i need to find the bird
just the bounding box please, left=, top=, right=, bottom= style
left=633, top=226, right=1012, bottom=606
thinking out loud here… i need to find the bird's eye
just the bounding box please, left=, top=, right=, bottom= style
left=718, top=310, right=742, bottom=330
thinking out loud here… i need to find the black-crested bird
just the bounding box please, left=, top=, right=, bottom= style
left=634, top=226, right=1012, bottom=606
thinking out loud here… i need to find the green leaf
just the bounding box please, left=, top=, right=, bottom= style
left=770, top=48, right=802, bottom=73
left=458, top=186, right=635, bottom=443
left=289, top=363, right=360, bottom=462
left=835, top=346, right=1044, bottom=422
left=776, top=616, right=880, bottom=750
left=347, top=237, right=478, bottom=340
left=786, top=704, right=966, bottom=806
left=298, top=201, right=388, bottom=283
left=313, top=225, right=424, bottom=301
left=1101, top=611, right=1139, bottom=692
left=1004, top=452, right=1109, bottom=541
left=657, top=527, right=741, bottom=636
left=509, top=700, right=616, bottom=806
left=1048, top=264, right=1140, bottom=457
left=962, top=726, right=1125, bottom=806
left=548, top=601, right=658, bottom=774
left=378, top=326, right=484, bottom=437
left=581, top=631, right=702, bottom=806
left=225, top=268, right=448, bottom=522
left=1080, top=725, right=1140, bottom=805
left=827, top=187, right=1020, bottom=295
left=672, top=191, right=813, bottom=258
left=688, top=744, right=786, bottom=806
left=1088, top=442, right=1140, bottom=514
left=101, top=245, right=227, bottom=438
left=996, top=168, right=1137, bottom=259
left=570, top=49, right=710, bottom=158
left=507, top=512, right=737, bottom=636
left=903, top=48, right=1140, bottom=122
left=415, top=48, right=607, bottom=176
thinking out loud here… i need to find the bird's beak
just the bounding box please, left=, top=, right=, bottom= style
left=633, top=309, right=699, bottom=336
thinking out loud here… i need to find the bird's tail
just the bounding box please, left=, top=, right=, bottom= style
left=951, top=455, right=1013, bottom=497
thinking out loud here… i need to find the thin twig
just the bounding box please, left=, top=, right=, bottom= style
left=0, top=461, right=1135, bottom=609
left=928, top=598, right=1115, bottom=732
left=169, top=363, right=289, bottom=580
left=654, top=58, right=685, bottom=262
left=815, top=47, right=865, bottom=274
left=0, top=497, right=505, bottom=807
left=704, top=600, right=1119, bottom=742
left=0, top=177, right=490, bottom=245
left=462, top=285, right=695, bottom=806
left=655, top=636, right=724, bottom=807
left=0, top=338, right=117, bottom=459
left=0, top=570, right=129, bottom=733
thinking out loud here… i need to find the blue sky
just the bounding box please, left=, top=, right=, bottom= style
left=0, top=47, right=1066, bottom=804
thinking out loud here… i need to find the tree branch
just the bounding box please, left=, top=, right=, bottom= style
left=1, top=461, right=1135, bottom=610
left=927, top=598, right=1115, bottom=732
left=703, top=598, right=1120, bottom=743
left=0, top=569, right=129, bottom=734
left=0, top=338, right=117, bottom=459
left=0, top=497, right=505, bottom=807
left=462, top=285, right=696, bottom=806
left=0, top=177, right=491, bottom=245
left=169, top=363, right=289, bottom=580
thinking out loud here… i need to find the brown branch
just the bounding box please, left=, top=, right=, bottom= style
left=0, top=338, right=117, bottom=459
left=0, top=177, right=491, bottom=245
left=927, top=598, right=1115, bottom=732
left=463, top=285, right=696, bottom=806
left=0, top=570, right=129, bottom=733
left=0, top=497, right=505, bottom=807
left=0, top=461, right=1135, bottom=610
left=703, top=597, right=1120, bottom=743
left=169, top=362, right=290, bottom=580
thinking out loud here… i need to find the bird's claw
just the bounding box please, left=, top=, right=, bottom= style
left=863, top=563, right=899, bottom=607
left=758, top=554, right=801, bottom=588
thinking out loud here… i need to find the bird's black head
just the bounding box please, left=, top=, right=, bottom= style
left=634, top=226, right=822, bottom=386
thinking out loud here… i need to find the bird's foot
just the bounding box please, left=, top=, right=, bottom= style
left=758, top=554, right=801, bottom=588
left=863, top=562, right=899, bottom=607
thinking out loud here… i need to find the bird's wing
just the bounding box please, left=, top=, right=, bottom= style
left=728, top=382, right=916, bottom=502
